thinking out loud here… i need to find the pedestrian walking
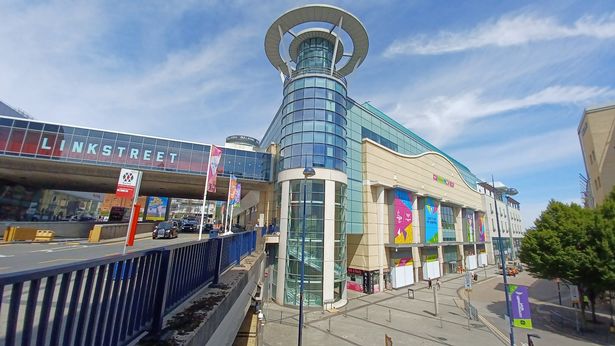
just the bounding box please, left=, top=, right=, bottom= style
left=435, top=279, right=441, bottom=290
left=428, top=278, right=432, bottom=289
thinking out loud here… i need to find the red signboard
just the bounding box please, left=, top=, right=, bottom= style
left=115, top=168, right=139, bottom=199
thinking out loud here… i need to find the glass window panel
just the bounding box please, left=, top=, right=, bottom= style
left=303, top=109, right=314, bottom=120
left=65, top=135, right=87, bottom=160
left=98, top=138, right=115, bottom=163
left=13, top=120, right=28, bottom=129
left=28, top=122, right=43, bottom=130
left=21, top=129, right=41, bottom=154
left=112, top=141, right=129, bottom=164
left=0, top=127, right=11, bottom=151
left=43, top=124, right=59, bottom=132
left=302, top=132, right=314, bottom=142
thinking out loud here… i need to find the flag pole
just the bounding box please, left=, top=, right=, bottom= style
left=198, top=147, right=214, bottom=241
left=224, top=177, right=232, bottom=235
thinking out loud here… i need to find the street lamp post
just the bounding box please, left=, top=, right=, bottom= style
left=298, top=167, right=315, bottom=346
left=492, top=176, right=516, bottom=346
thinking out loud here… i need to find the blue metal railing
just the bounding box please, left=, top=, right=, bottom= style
left=0, top=230, right=257, bottom=346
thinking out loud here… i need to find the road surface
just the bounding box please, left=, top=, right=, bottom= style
left=0, top=232, right=201, bottom=274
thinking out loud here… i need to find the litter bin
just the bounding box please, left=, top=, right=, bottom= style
left=209, top=230, right=218, bottom=238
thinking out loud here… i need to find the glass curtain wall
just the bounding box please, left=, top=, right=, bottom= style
left=285, top=179, right=325, bottom=306
left=279, top=76, right=348, bottom=172
left=334, top=182, right=347, bottom=301
left=440, top=205, right=456, bottom=241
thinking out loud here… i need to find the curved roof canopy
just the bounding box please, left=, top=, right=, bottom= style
left=264, top=4, right=369, bottom=78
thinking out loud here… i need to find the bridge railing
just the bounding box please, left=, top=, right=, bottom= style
left=0, top=230, right=257, bottom=346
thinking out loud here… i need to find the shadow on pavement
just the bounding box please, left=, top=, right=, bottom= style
left=485, top=283, right=614, bottom=345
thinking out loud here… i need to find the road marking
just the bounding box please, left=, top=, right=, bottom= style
left=39, top=258, right=85, bottom=264
left=0, top=254, right=15, bottom=258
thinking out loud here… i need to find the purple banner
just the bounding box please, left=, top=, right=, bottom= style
left=509, top=285, right=533, bottom=329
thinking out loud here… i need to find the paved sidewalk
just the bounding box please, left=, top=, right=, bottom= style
left=470, top=270, right=614, bottom=346
left=262, top=268, right=504, bottom=346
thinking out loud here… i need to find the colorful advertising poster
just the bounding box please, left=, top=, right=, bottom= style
left=424, top=197, right=439, bottom=244
left=207, top=145, right=223, bottom=193
left=393, top=257, right=413, bottom=266
left=463, top=210, right=475, bottom=242
left=228, top=175, right=238, bottom=205
left=145, top=196, right=168, bottom=221
left=477, top=213, right=486, bottom=242
left=233, top=183, right=241, bottom=207
left=509, top=285, right=533, bottom=329
left=393, top=189, right=413, bottom=244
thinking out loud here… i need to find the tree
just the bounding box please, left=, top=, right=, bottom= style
left=519, top=195, right=615, bottom=323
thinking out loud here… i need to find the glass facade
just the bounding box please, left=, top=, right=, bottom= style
left=285, top=179, right=325, bottom=306
left=333, top=182, right=347, bottom=300
left=284, top=179, right=347, bottom=306
left=296, top=38, right=334, bottom=70
left=279, top=76, right=348, bottom=172
left=0, top=116, right=271, bottom=181
left=440, top=205, right=456, bottom=241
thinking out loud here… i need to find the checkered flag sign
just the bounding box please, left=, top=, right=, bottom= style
left=122, top=171, right=135, bottom=184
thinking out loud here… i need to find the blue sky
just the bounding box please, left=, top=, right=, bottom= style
left=1, top=0, right=614, bottom=229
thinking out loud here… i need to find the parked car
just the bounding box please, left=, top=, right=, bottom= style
left=153, top=221, right=179, bottom=239
left=181, top=219, right=198, bottom=232
left=231, top=224, right=246, bottom=232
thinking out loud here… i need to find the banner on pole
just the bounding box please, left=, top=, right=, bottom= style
left=228, top=175, right=238, bottom=205
left=207, top=145, right=223, bottom=193
left=509, top=284, right=533, bottom=329
left=116, top=168, right=140, bottom=199
left=233, top=183, right=241, bottom=207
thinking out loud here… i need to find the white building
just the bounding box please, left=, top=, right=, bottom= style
left=477, top=182, right=525, bottom=265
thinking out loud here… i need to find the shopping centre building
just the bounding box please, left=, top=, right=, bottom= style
left=0, top=4, right=523, bottom=309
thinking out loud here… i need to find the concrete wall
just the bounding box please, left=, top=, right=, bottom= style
left=92, top=222, right=156, bottom=241
left=0, top=221, right=97, bottom=238
left=1, top=221, right=156, bottom=240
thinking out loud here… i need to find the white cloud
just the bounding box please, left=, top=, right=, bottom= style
left=384, top=12, right=615, bottom=56
left=0, top=1, right=271, bottom=144
left=449, top=127, right=580, bottom=177
left=391, top=85, right=614, bottom=146
left=520, top=197, right=582, bottom=230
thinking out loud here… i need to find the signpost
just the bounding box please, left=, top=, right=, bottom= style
left=465, top=271, right=472, bottom=329
left=116, top=168, right=142, bottom=255
left=509, top=285, right=532, bottom=329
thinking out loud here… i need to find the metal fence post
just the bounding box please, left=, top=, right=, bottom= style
left=235, top=235, right=241, bottom=264
left=213, top=237, right=224, bottom=285
left=151, top=249, right=173, bottom=336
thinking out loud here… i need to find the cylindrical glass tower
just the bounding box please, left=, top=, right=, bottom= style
left=264, top=4, right=368, bottom=308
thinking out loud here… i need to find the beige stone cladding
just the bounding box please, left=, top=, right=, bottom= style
left=348, top=139, right=483, bottom=274
left=578, top=104, right=615, bottom=206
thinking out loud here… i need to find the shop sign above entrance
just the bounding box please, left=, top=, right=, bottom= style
left=116, top=168, right=141, bottom=199
left=433, top=174, right=455, bottom=188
